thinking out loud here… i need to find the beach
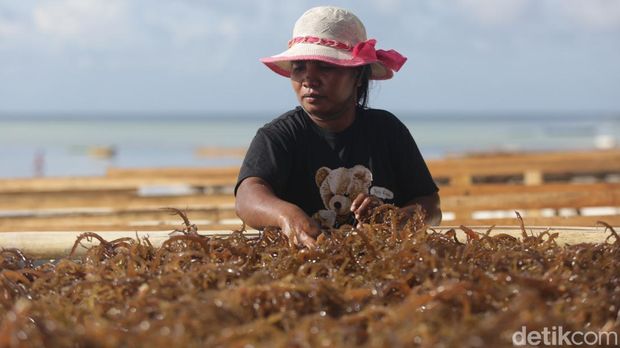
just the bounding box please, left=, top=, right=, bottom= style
left=0, top=112, right=618, bottom=178
left=1, top=112, right=619, bottom=246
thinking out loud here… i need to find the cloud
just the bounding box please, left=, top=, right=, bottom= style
left=370, top=0, right=404, bottom=15
left=6, top=0, right=246, bottom=51
left=0, top=0, right=254, bottom=73
left=453, top=0, right=620, bottom=30
left=0, top=20, right=21, bottom=37
left=0, top=5, right=28, bottom=40
left=141, top=2, right=239, bottom=47
left=33, top=0, right=130, bottom=48
left=554, top=0, right=620, bottom=30
left=455, top=0, right=531, bottom=25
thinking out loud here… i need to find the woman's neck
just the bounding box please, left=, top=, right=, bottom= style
left=305, top=104, right=357, bottom=133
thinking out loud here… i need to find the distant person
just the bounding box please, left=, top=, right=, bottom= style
left=34, top=149, right=45, bottom=177
left=235, top=6, right=441, bottom=248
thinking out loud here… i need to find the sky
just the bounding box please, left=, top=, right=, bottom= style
left=0, top=0, right=619, bottom=115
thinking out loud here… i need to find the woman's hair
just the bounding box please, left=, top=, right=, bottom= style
left=356, top=65, right=371, bottom=108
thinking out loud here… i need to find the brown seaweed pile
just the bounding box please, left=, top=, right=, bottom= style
left=0, top=207, right=619, bottom=347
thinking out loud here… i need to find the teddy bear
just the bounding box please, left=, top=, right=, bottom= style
left=313, top=165, right=373, bottom=228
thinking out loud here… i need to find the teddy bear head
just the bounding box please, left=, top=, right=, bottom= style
left=315, top=165, right=373, bottom=223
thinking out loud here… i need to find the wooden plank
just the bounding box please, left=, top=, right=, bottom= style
left=524, top=170, right=543, bottom=185
left=442, top=189, right=620, bottom=212
left=0, top=192, right=235, bottom=210
left=106, top=151, right=620, bottom=186
left=0, top=226, right=614, bottom=259
left=439, top=182, right=620, bottom=196
left=4, top=188, right=617, bottom=223
left=5, top=182, right=619, bottom=210
left=194, top=147, right=247, bottom=158
left=3, top=182, right=619, bottom=211
left=0, top=230, right=258, bottom=258
left=429, top=161, right=620, bottom=184
left=442, top=149, right=620, bottom=163
left=1, top=184, right=618, bottom=230
left=0, top=222, right=246, bottom=232
left=1, top=150, right=618, bottom=193
left=0, top=176, right=238, bottom=193
left=106, top=166, right=240, bottom=178
left=1, top=207, right=618, bottom=231
left=427, top=149, right=620, bottom=183
left=4, top=213, right=609, bottom=231
left=0, top=207, right=239, bottom=229
left=3, top=216, right=618, bottom=232
left=0, top=188, right=137, bottom=196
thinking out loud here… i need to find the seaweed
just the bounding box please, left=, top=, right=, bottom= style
left=0, top=205, right=618, bottom=347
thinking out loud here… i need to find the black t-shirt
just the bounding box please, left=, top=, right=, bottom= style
left=236, top=106, right=438, bottom=221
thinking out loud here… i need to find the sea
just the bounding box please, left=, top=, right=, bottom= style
left=0, top=112, right=618, bottom=178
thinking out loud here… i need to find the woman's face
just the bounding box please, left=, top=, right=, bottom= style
left=290, top=60, right=359, bottom=120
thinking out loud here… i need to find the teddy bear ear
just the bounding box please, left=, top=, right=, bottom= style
left=315, top=167, right=331, bottom=187
left=351, top=165, right=373, bottom=183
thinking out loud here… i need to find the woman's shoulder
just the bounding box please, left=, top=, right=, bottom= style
left=259, top=107, right=309, bottom=138
left=361, top=107, right=406, bottom=129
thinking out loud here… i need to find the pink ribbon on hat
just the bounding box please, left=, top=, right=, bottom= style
left=352, top=39, right=407, bottom=72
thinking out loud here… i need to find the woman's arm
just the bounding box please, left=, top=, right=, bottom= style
left=235, top=176, right=320, bottom=248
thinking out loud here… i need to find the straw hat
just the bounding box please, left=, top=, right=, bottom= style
left=260, top=6, right=407, bottom=80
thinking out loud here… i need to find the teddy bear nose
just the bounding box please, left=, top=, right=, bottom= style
left=333, top=201, right=342, bottom=210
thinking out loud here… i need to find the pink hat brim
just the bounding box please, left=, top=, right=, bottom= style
left=260, top=43, right=394, bottom=80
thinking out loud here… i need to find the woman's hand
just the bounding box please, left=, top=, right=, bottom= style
left=350, top=193, right=383, bottom=223
left=236, top=177, right=320, bottom=249
left=278, top=206, right=320, bottom=248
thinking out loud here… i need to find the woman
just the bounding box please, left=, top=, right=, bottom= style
left=235, top=6, right=441, bottom=248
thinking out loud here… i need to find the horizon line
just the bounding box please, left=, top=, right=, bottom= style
left=1, top=109, right=619, bottom=120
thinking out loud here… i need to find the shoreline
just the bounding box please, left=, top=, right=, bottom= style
left=2, top=146, right=619, bottom=179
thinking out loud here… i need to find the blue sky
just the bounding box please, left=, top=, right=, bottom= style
left=0, top=0, right=619, bottom=115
